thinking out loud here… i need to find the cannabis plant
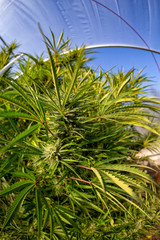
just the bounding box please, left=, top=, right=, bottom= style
left=0, top=28, right=160, bottom=239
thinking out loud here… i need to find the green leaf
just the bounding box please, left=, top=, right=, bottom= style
left=35, top=188, right=42, bottom=238
left=56, top=31, right=64, bottom=49
left=72, top=193, right=105, bottom=214
left=0, top=94, right=40, bottom=121
left=3, top=184, right=34, bottom=228
left=116, top=77, right=131, bottom=95
left=12, top=172, right=35, bottom=181
left=92, top=183, right=131, bottom=213
left=42, top=209, right=49, bottom=229
left=54, top=209, right=69, bottom=239
left=99, top=164, right=156, bottom=184
left=38, top=23, right=62, bottom=111
left=56, top=207, right=79, bottom=230
left=0, top=111, right=40, bottom=122
left=39, top=188, right=54, bottom=238
left=62, top=55, right=82, bottom=109
left=0, top=180, right=34, bottom=197
left=102, top=170, right=143, bottom=204
left=1, top=78, right=40, bottom=116
left=91, top=167, right=105, bottom=191
left=22, top=53, right=39, bottom=64
left=0, top=167, right=14, bottom=179
left=0, top=124, right=41, bottom=154
left=8, top=118, right=19, bottom=134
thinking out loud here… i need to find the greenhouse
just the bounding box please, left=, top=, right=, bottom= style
left=0, top=1, right=160, bottom=239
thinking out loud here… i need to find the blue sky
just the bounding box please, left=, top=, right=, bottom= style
left=90, top=47, right=160, bottom=96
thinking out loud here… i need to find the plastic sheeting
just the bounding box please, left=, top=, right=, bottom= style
left=0, top=0, right=160, bottom=55
left=0, top=0, right=160, bottom=95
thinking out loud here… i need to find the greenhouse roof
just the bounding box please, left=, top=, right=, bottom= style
left=0, top=0, right=160, bottom=93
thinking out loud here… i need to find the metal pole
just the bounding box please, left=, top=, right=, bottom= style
left=0, top=54, right=23, bottom=76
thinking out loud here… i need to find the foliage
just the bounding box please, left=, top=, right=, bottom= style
left=0, top=42, right=18, bottom=90
left=0, top=28, right=160, bottom=239
left=77, top=194, right=160, bottom=240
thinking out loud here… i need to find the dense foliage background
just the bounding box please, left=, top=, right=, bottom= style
left=0, top=28, right=160, bottom=239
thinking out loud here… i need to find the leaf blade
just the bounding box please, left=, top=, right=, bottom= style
left=3, top=184, right=34, bottom=228
left=0, top=124, right=41, bottom=154
left=35, top=188, right=42, bottom=238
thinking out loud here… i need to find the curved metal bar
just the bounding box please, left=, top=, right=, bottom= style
left=1, top=45, right=159, bottom=77
left=86, top=44, right=160, bottom=55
